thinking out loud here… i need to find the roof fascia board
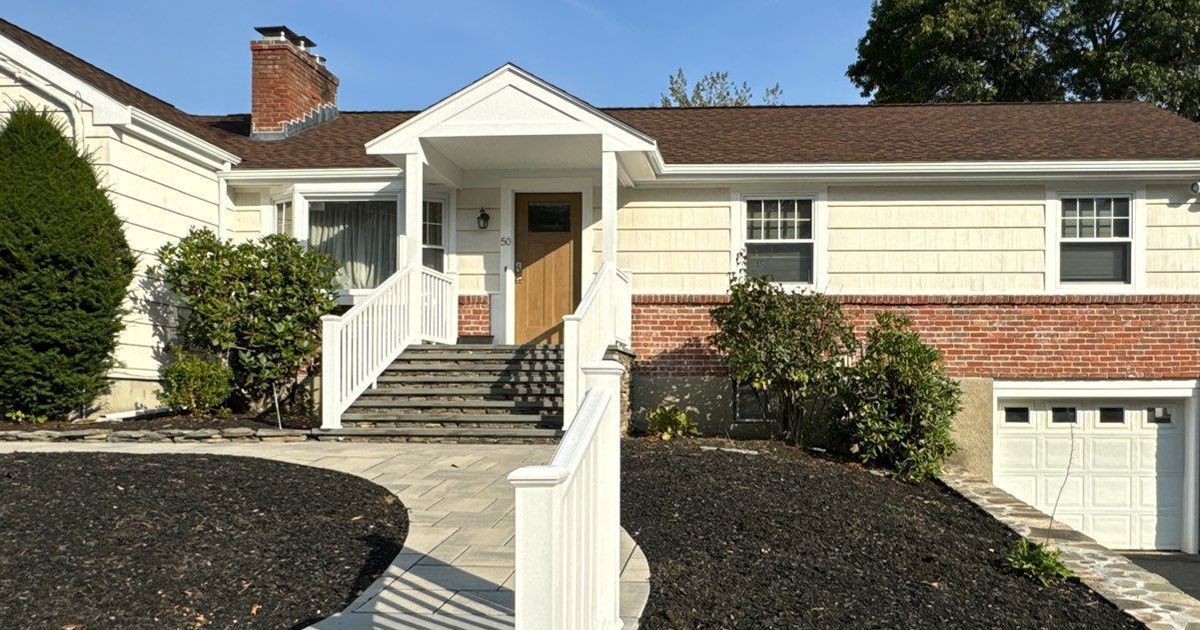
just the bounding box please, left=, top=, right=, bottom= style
left=0, top=31, right=131, bottom=125
left=127, top=108, right=240, bottom=168
left=642, top=159, right=1200, bottom=184
left=219, top=167, right=404, bottom=183
left=365, top=64, right=657, bottom=155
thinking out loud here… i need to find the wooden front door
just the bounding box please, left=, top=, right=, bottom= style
left=514, top=193, right=582, bottom=344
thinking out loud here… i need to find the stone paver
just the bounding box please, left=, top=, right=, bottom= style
left=0, top=440, right=651, bottom=629
left=942, top=467, right=1200, bottom=629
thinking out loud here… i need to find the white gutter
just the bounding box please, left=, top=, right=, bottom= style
left=125, top=108, right=242, bottom=168
left=219, top=167, right=403, bottom=182
left=643, top=156, right=1200, bottom=183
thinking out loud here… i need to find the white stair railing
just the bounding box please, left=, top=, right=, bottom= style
left=320, top=265, right=417, bottom=429
left=562, top=262, right=633, bottom=424
left=509, top=361, right=624, bottom=630
left=420, top=267, right=457, bottom=344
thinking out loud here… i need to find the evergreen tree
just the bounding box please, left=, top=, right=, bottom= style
left=0, top=106, right=136, bottom=418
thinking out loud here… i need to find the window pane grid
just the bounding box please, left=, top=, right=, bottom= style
left=1059, top=195, right=1133, bottom=284
left=745, top=198, right=813, bottom=244
left=744, top=197, right=815, bottom=283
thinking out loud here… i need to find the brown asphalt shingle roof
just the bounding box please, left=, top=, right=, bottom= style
left=5, top=17, right=1200, bottom=170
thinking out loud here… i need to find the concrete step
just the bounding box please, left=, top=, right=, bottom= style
left=349, top=398, right=560, bottom=410
left=362, top=386, right=563, bottom=396
left=392, top=352, right=563, bottom=362
left=340, top=411, right=558, bottom=424
left=377, top=374, right=563, bottom=385
left=383, top=363, right=562, bottom=373
left=316, top=426, right=563, bottom=441
left=408, top=344, right=563, bottom=353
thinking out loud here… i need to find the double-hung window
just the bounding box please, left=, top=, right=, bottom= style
left=744, top=197, right=814, bottom=284
left=422, top=200, right=446, bottom=272
left=274, top=200, right=293, bottom=237
left=1059, top=196, right=1132, bottom=284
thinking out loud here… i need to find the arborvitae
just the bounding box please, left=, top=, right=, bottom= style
left=0, top=106, right=136, bottom=418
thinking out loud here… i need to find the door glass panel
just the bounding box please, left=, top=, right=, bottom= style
left=1099, top=407, right=1125, bottom=423
left=527, top=202, right=572, bottom=232
left=1051, top=407, right=1077, bottom=423
left=1004, top=407, right=1030, bottom=423
left=1147, top=407, right=1173, bottom=424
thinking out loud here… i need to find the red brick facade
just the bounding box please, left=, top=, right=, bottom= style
left=250, top=39, right=338, bottom=135
left=633, top=294, right=1200, bottom=380
left=458, top=295, right=491, bottom=338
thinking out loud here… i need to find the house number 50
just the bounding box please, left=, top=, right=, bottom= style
left=500, top=237, right=512, bottom=246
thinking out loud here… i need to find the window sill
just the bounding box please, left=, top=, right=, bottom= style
left=1051, top=282, right=1140, bottom=295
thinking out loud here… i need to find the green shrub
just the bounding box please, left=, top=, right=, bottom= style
left=840, top=311, right=961, bottom=482
left=710, top=271, right=856, bottom=445
left=647, top=404, right=697, bottom=440
left=4, top=410, right=47, bottom=425
left=153, top=230, right=337, bottom=408
left=1006, top=538, right=1074, bottom=585
left=0, top=106, right=136, bottom=419
left=159, top=350, right=233, bottom=415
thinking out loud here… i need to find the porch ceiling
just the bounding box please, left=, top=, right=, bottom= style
left=427, top=134, right=601, bottom=171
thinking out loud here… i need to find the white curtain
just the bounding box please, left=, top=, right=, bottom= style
left=308, top=200, right=397, bottom=289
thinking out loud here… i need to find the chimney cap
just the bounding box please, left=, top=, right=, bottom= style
left=254, top=25, right=316, bottom=49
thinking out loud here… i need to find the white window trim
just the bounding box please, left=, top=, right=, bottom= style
left=1045, top=186, right=1147, bottom=293
left=731, top=186, right=829, bottom=290
left=296, top=189, right=404, bottom=302
left=422, top=194, right=451, bottom=272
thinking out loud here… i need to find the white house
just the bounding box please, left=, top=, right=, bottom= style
left=4, top=19, right=1200, bottom=561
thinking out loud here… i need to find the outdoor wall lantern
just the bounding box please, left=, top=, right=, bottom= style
left=477, top=208, right=491, bottom=229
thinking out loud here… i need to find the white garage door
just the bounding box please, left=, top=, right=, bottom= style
left=995, top=401, right=1185, bottom=550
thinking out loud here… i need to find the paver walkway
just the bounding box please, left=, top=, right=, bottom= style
left=0, top=441, right=650, bottom=629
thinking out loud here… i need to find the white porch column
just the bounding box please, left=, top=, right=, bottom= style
left=601, top=150, right=619, bottom=264
left=404, top=153, right=424, bottom=339
left=583, top=360, right=625, bottom=628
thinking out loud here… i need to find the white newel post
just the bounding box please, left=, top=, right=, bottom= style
left=320, top=314, right=341, bottom=429
left=601, top=151, right=618, bottom=264
left=405, top=153, right=424, bottom=339
left=583, top=360, right=625, bottom=628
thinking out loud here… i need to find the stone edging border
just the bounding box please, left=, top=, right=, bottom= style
left=941, top=467, right=1200, bottom=629
left=0, top=427, right=313, bottom=443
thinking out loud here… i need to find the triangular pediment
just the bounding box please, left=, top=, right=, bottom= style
left=365, top=64, right=657, bottom=155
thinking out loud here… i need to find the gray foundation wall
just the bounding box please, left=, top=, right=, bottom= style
left=630, top=373, right=995, bottom=478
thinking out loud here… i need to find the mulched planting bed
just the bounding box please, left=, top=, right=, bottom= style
left=0, top=452, right=408, bottom=629
left=622, top=438, right=1142, bottom=629
left=0, top=413, right=314, bottom=433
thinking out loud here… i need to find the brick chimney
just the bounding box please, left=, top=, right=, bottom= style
left=250, top=25, right=338, bottom=140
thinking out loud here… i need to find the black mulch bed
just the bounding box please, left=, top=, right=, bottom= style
left=0, top=452, right=409, bottom=629
left=0, top=412, right=315, bottom=433
left=622, top=438, right=1142, bottom=629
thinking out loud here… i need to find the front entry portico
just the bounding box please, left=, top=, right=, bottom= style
left=363, top=63, right=656, bottom=345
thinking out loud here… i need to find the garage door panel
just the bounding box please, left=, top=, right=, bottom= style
left=1089, top=476, right=1134, bottom=509
left=1139, top=475, right=1182, bottom=510
left=996, top=399, right=1185, bottom=551
left=995, top=475, right=1038, bottom=506
left=997, top=436, right=1039, bottom=469
left=1141, top=515, right=1182, bottom=550
left=1043, top=436, right=1084, bottom=469
left=1042, top=475, right=1083, bottom=509
left=1139, top=437, right=1184, bottom=473
left=1090, top=438, right=1134, bottom=470
left=1089, top=514, right=1134, bottom=550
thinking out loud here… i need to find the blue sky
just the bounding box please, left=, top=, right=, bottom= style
left=6, top=1, right=874, bottom=114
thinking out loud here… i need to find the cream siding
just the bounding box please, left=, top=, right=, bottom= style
left=1145, top=184, right=1200, bottom=291
left=229, top=190, right=265, bottom=243
left=455, top=187, right=502, bottom=294
left=0, top=67, right=224, bottom=405
left=600, top=188, right=732, bottom=294
left=826, top=185, right=1046, bottom=293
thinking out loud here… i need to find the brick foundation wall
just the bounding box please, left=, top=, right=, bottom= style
left=458, top=295, right=491, bottom=338
left=633, top=294, right=1200, bottom=380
